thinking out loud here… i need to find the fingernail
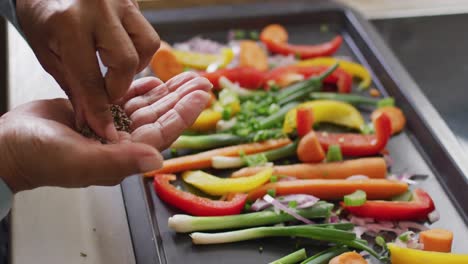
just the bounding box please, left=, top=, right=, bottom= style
left=138, top=154, right=161, bottom=172
left=105, top=123, right=119, bottom=143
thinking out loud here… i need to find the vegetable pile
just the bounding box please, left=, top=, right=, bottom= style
left=142, top=24, right=467, bottom=263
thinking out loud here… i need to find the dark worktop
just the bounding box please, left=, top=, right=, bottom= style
left=373, top=14, right=468, bottom=151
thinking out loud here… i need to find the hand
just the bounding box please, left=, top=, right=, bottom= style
left=16, top=0, right=160, bottom=142
left=0, top=73, right=212, bottom=193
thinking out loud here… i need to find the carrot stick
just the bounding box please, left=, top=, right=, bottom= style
left=239, top=40, right=269, bottom=71
left=150, top=41, right=184, bottom=82
left=329, top=252, right=367, bottom=264
left=371, top=106, right=406, bottom=135
left=145, top=138, right=291, bottom=176
left=260, top=24, right=288, bottom=43
left=419, top=229, right=453, bottom=253
left=247, top=178, right=408, bottom=201
left=231, top=157, right=387, bottom=179
left=297, top=130, right=325, bottom=163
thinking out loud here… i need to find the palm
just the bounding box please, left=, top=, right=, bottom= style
left=0, top=74, right=211, bottom=192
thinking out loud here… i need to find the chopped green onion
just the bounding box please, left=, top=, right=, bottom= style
left=234, top=30, right=246, bottom=39
left=326, top=145, right=343, bottom=162
left=360, top=123, right=375, bottom=135
left=249, top=30, right=259, bottom=40
left=344, top=190, right=367, bottom=206
left=168, top=202, right=333, bottom=233
left=222, top=107, right=232, bottom=120
left=267, top=189, right=277, bottom=197
left=171, top=134, right=244, bottom=150
left=269, top=248, right=307, bottom=264
left=243, top=153, right=268, bottom=167
left=398, top=231, right=414, bottom=243
left=391, top=190, right=413, bottom=202
left=288, top=200, right=298, bottom=209
left=375, top=236, right=386, bottom=248
left=170, top=148, right=178, bottom=157
left=270, top=175, right=278, bottom=183
left=244, top=202, right=252, bottom=212
left=268, top=104, right=280, bottom=115
left=377, top=97, right=395, bottom=108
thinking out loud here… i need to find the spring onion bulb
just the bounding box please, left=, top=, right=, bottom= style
left=269, top=248, right=307, bottom=264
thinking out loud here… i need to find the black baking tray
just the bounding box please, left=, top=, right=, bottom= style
left=121, top=1, right=468, bottom=263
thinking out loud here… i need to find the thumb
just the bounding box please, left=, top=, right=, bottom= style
left=77, top=142, right=163, bottom=186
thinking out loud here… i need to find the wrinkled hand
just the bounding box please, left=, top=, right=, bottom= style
left=16, top=0, right=160, bottom=142
left=0, top=73, right=212, bottom=193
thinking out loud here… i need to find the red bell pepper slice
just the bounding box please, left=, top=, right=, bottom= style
left=264, top=65, right=352, bottom=93
left=153, top=174, right=247, bottom=216
left=296, top=107, right=314, bottom=137
left=261, top=35, right=343, bottom=59
left=317, top=112, right=392, bottom=156
left=202, top=67, right=266, bottom=90
left=342, top=188, right=435, bottom=221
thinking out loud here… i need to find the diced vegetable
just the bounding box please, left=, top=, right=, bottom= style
left=189, top=108, right=222, bottom=132
left=154, top=174, right=247, bottom=216
left=419, top=229, right=453, bottom=253
left=377, top=97, right=395, bottom=108
left=219, top=76, right=258, bottom=97
left=371, top=106, right=406, bottom=135
left=145, top=138, right=291, bottom=175
left=301, top=246, right=349, bottom=264
left=283, top=100, right=365, bottom=134
left=343, top=190, right=367, bottom=206
left=182, top=168, right=273, bottom=196
left=172, top=48, right=234, bottom=70
left=296, top=107, right=314, bottom=137
left=297, top=57, right=372, bottom=90
left=231, top=157, right=387, bottom=179
left=297, top=130, right=325, bottom=163
left=260, top=24, right=288, bottom=44
left=343, top=188, right=435, bottom=221
left=239, top=40, right=269, bottom=71
left=168, top=202, right=334, bottom=233
left=269, top=248, right=307, bottom=264
left=326, top=145, right=343, bottom=162
left=316, top=112, right=392, bottom=156
left=387, top=243, right=468, bottom=264
left=247, top=179, right=408, bottom=201
left=171, top=134, right=245, bottom=150
left=150, top=41, right=184, bottom=81
left=328, top=251, right=367, bottom=264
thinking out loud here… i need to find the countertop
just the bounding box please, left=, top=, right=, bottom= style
left=7, top=1, right=468, bottom=263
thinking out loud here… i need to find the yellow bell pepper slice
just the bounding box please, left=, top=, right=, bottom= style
left=297, top=57, right=372, bottom=90
left=283, top=100, right=365, bottom=134
left=173, top=48, right=234, bottom=70
left=190, top=108, right=222, bottom=132
left=388, top=243, right=468, bottom=264
left=182, top=168, right=273, bottom=196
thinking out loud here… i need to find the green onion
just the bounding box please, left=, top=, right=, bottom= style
left=360, top=123, right=375, bottom=135
left=168, top=202, right=333, bottom=233
left=344, top=190, right=367, bottom=206
left=190, top=225, right=356, bottom=245
left=301, top=246, right=348, bottom=264
left=244, top=203, right=252, bottom=212
left=171, top=134, right=244, bottom=150
left=391, top=190, right=413, bottom=202
left=375, top=236, right=386, bottom=247
left=288, top=200, right=298, bottom=208
left=398, top=231, right=414, bottom=243
left=259, top=102, right=299, bottom=129
left=268, top=104, right=281, bottom=115
left=267, top=189, right=276, bottom=197
left=309, top=92, right=379, bottom=107
left=219, top=76, right=257, bottom=97
left=222, top=106, right=232, bottom=120
left=326, top=145, right=343, bottom=162
left=270, top=175, right=278, bottom=183
left=243, top=153, right=268, bottom=167
left=234, top=30, right=246, bottom=39
left=377, top=97, right=395, bottom=108
left=270, top=248, right=307, bottom=264
left=170, top=148, right=178, bottom=157
left=249, top=30, right=259, bottom=40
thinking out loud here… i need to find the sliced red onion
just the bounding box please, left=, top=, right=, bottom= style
left=346, top=175, right=370, bottom=181
left=366, top=224, right=405, bottom=235
left=376, top=221, right=395, bottom=228
left=268, top=54, right=297, bottom=68
left=349, top=216, right=375, bottom=226
left=383, top=154, right=394, bottom=168
left=173, top=36, right=224, bottom=54
left=428, top=210, right=440, bottom=223
left=398, top=221, right=429, bottom=231
left=250, top=199, right=271, bottom=211
left=263, top=194, right=314, bottom=224
left=328, top=215, right=340, bottom=224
